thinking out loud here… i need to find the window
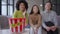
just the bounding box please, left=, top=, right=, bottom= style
left=2, top=1, right=7, bottom=15
left=1, top=0, right=14, bottom=16
left=2, top=6, right=7, bottom=15
left=8, top=6, right=13, bottom=16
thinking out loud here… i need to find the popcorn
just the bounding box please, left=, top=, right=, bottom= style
left=9, top=18, right=26, bottom=33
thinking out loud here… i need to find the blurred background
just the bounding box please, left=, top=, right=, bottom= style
left=0, top=0, right=60, bottom=34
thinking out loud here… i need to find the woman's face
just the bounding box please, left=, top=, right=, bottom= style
left=19, top=3, right=25, bottom=11
left=45, top=3, right=51, bottom=10
left=33, top=6, right=38, bottom=14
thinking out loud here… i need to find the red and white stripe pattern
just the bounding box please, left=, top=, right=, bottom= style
left=9, top=18, right=26, bottom=32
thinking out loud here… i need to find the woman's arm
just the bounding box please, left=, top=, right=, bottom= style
left=36, top=15, right=42, bottom=28
left=29, top=15, right=34, bottom=27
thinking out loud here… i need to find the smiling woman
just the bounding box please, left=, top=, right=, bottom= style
left=29, top=5, right=42, bottom=34
left=13, top=0, right=28, bottom=25
left=12, top=0, right=28, bottom=32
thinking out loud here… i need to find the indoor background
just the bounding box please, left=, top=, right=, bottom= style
left=0, top=0, right=60, bottom=34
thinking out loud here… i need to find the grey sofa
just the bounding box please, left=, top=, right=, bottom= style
left=0, top=15, right=9, bottom=29
left=0, top=15, right=60, bottom=34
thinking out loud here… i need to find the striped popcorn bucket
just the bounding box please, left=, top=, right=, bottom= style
left=9, top=18, right=26, bottom=33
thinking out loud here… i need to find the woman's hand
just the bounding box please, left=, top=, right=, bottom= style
left=23, top=10, right=26, bottom=17
left=46, top=27, right=51, bottom=31
left=51, top=26, right=57, bottom=31
left=34, top=25, right=39, bottom=30
left=31, top=25, right=35, bottom=28
left=25, top=23, right=28, bottom=26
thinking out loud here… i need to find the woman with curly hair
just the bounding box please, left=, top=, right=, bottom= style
left=13, top=0, right=28, bottom=26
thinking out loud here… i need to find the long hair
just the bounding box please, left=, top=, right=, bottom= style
left=30, top=5, right=40, bottom=14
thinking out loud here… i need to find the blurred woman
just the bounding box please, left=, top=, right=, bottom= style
left=41, top=1, right=59, bottom=34
left=13, top=0, right=28, bottom=26
left=29, top=5, right=42, bottom=34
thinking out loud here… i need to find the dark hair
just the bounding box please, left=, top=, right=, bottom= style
left=16, top=0, right=28, bottom=10
left=30, top=5, right=40, bottom=14
left=45, top=1, right=52, bottom=10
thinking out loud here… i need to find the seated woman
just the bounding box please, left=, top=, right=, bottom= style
left=41, top=1, right=59, bottom=34
left=29, top=5, right=42, bottom=34
left=13, top=0, right=28, bottom=26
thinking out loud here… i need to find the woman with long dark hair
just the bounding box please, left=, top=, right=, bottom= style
left=29, top=5, right=42, bottom=34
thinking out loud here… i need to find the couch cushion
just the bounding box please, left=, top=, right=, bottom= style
left=0, top=15, right=9, bottom=29
left=57, top=16, right=60, bottom=26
